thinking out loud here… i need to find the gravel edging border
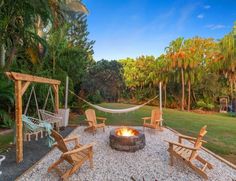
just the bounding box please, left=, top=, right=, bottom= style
left=15, top=126, right=79, bottom=181
left=165, top=126, right=236, bottom=170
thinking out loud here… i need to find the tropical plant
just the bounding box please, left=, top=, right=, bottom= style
left=219, top=23, right=236, bottom=99
left=0, top=72, right=14, bottom=128
left=165, top=37, right=186, bottom=110
left=81, top=60, right=125, bottom=102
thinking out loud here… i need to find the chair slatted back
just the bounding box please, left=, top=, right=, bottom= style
left=151, top=109, right=161, bottom=125
left=85, top=109, right=97, bottom=126
left=190, top=125, right=207, bottom=160
left=51, top=130, right=74, bottom=163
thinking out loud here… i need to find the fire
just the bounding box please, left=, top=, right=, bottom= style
left=116, top=127, right=135, bottom=137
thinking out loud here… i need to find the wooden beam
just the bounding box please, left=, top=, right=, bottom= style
left=21, top=81, right=31, bottom=96
left=6, top=72, right=61, bottom=85
left=52, top=84, right=59, bottom=113
left=15, top=80, right=23, bottom=163
left=5, top=71, right=61, bottom=164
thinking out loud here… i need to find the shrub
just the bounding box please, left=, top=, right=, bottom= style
left=0, top=110, right=14, bottom=128
left=196, top=100, right=207, bottom=109
left=88, top=90, right=103, bottom=104
left=196, top=100, right=214, bottom=111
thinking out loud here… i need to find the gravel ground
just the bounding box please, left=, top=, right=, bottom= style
left=17, top=126, right=236, bottom=181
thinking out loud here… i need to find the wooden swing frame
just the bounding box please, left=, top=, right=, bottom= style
left=5, top=72, right=61, bottom=163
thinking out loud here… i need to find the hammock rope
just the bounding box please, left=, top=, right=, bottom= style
left=22, top=115, right=54, bottom=147
left=69, top=90, right=158, bottom=114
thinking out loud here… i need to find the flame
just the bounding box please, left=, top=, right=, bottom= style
left=116, top=127, right=135, bottom=137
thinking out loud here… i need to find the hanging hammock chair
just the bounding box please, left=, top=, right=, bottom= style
left=22, top=86, right=54, bottom=146
left=38, top=86, right=63, bottom=128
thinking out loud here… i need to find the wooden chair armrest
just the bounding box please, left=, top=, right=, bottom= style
left=85, top=119, right=93, bottom=123
left=97, top=117, right=106, bottom=124
left=142, top=117, right=151, bottom=120
left=97, top=117, right=106, bottom=120
left=165, top=140, right=198, bottom=151
left=63, top=135, right=79, bottom=143
left=142, top=117, right=151, bottom=124
left=62, top=142, right=95, bottom=156
left=178, top=134, right=207, bottom=143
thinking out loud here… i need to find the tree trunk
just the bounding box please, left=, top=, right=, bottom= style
left=181, top=68, right=185, bottom=111
left=164, top=83, right=167, bottom=108
left=230, top=80, right=233, bottom=107
left=192, top=89, right=197, bottom=104
left=0, top=44, right=6, bottom=68
left=53, top=53, right=56, bottom=76
left=35, top=16, right=44, bottom=58
left=187, top=79, right=191, bottom=111
left=5, top=45, right=17, bottom=70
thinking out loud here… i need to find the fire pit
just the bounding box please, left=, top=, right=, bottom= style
left=109, top=127, right=145, bottom=152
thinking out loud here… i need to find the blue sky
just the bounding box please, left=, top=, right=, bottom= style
left=84, top=0, right=236, bottom=61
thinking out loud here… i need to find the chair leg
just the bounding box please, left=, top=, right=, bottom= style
left=61, top=161, right=85, bottom=181
left=188, top=162, right=208, bottom=180
left=93, top=128, right=96, bottom=136
left=48, top=158, right=64, bottom=173
left=89, top=150, right=94, bottom=169
left=56, top=122, right=59, bottom=132
left=168, top=146, right=174, bottom=166
left=40, top=130, right=43, bottom=138
left=170, top=153, right=174, bottom=166
left=196, top=155, right=213, bottom=169
left=35, top=132, right=38, bottom=141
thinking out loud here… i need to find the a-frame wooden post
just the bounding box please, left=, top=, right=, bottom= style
left=52, top=84, right=59, bottom=113
left=15, top=80, right=23, bottom=163
left=5, top=72, right=61, bottom=163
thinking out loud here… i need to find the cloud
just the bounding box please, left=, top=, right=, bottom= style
left=197, top=14, right=204, bottom=19
left=203, top=5, right=211, bottom=9
left=176, top=3, right=199, bottom=31
left=206, top=24, right=226, bottom=30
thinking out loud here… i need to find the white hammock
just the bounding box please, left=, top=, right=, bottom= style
left=69, top=90, right=158, bottom=114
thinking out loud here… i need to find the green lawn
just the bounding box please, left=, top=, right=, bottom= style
left=70, top=103, right=236, bottom=164
left=0, top=132, right=14, bottom=153
left=1, top=103, right=235, bottom=164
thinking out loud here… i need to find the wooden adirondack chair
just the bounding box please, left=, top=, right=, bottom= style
left=142, top=109, right=162, bottom=130
left=48, top=130, right=94, bottom=180
left=84, top=109, right=106, bottom=134
left=166, top=125, right=213, bottom=180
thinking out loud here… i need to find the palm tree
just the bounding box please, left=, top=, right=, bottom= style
left=165, top=37, right=186, bottom=110
left=0, top=0, right=53, bottom=70
left=36, top=0, right=88, bottom=60
left=183, top=37, right=221, bottom=111
left=156, top=54, right=170, bottom=108
left=219, top=24, right=236, bottom=99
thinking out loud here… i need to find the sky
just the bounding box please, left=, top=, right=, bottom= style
left=84, top=0, right=236, bottom=61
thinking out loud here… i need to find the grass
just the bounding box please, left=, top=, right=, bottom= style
left=0, top=132, right=14, bottom=153
left=1, top=102, right=235, bottom=164
left=70, top=102, right=236, bottom=164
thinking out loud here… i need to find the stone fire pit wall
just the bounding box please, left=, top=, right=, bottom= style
left=109, top=128, right=146, bottom=152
